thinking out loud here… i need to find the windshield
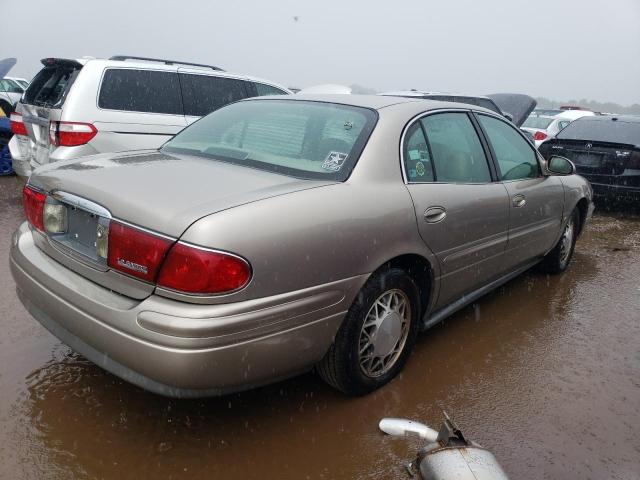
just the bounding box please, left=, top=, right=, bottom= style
left=163, top=99, right=378, bottom=181
left=557, top=117, right=640, bottom=146
left=523, top=116, right=555, bottom=129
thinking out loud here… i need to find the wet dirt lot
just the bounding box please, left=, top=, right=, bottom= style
left=0, top=175, right=638, bottom=480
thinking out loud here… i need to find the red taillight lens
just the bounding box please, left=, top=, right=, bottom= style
left=22, top=185, right=46, bottom=231
left=10, top=113, right=28, bottom=136
left=107, top=222, right=173, bottom=282
left=533, top=131, right=548, bottom=141
left=49, top=121, right=97, bottom=147
left=158, top=243, right=251, bottom=294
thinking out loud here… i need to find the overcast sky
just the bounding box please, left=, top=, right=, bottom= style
left=3, top=0, right=639, bottom=105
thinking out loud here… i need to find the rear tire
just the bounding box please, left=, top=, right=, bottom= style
left=317, top=267, right=420, bottom=395
left=540, top=208, right=579, bottom=274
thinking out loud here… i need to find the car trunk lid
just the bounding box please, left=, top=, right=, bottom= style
left=28, top=150, right=334, bottom=298
left=546, top=139, right=636, bottom=175
left=486, top=93, right=537, bottom=127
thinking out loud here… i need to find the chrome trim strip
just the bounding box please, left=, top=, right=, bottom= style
left=50, top=191, right=112, bottom=219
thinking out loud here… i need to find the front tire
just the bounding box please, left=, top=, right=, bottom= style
left=540, top=208, right=579, bottom=274
left=317, top=267, right=420, bottom=395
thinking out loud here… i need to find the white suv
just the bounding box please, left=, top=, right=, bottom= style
left=10, top=55, right=291, bottom=177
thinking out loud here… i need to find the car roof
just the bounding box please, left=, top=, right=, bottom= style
left=60, top=57, right=291, bottom=91
left=243, top=93, right=499, bottom=114
left=379, top=90, right=494, bottom=100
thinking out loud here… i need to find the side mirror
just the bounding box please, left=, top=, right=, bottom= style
left=547, top=155, right=575, bottom=175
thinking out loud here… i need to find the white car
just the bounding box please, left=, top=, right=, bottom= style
left=522, top=110, right=595, bottom=147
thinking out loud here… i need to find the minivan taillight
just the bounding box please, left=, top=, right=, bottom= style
left=158, top=243, right=251, bottom=294
left=533, top=131, right=548, bottom=141
left=10, top=113, right=28, bottom=136
left=49, top=121, right=97, bottom=147
left=22, top=185, right=46, bottom=231
left=107, top=222, right=173, bottom=282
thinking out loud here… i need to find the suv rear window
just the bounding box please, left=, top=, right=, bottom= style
left=163, top=99, right=378, bottom=181
left=180, top=74, right=249, bottom=117
left=23, top=66, right=80, bottom=107
left=99, top=69, right=183, bottom=115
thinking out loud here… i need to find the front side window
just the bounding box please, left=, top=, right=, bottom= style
left=254, top=83, right=288, bottom=96
left=419, top=112, right=491, bottom=183
left=180, top=74, right=249, bottom=116
left=478, top=114, right=540, bottom=181
left=98, top=69, right=183, bottom=115
left=163, top=99, right=377, bottom=181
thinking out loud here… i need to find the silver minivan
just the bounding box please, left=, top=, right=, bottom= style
left=9, top=56, right=291, bottom=177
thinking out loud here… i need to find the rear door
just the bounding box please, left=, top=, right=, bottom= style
left=476, top=113, right=564, bottom=268
left=178, top=70, right=252, bottom=125
left=95, top=68, right=187, bottom=151
left=403, top=111, right=510, bottom=308
left=18, top=59, right=83, bottom=168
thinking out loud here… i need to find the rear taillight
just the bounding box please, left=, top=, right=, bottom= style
left=158, top=243, right=251, bottom=294
left=22, top=185, right=46, bottom=231
left=533, top=131, right=548, bottom=141
left=10, top=113, right=28, bottom=136
left=107, top=222, right=173, bottom=283
left=49, top=121, right=97, bottom=147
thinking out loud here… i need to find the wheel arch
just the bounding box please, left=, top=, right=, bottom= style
left=370, top=253, right=435, bottom=321
left=575, top=197, right=590, bottom=235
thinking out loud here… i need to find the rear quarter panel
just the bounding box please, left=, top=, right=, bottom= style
left=178, top=180, right=435, bottom=304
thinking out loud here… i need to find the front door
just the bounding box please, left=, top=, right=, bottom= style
left=403, top=111, right=511, bottom=308
left=476, top=113, right=564, bottom=268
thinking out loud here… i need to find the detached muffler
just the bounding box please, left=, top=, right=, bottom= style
left=379, top=413, right=509, bottom=479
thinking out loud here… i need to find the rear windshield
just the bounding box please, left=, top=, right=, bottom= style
left=99, top=69, right=183, bottom=115
left=23, top=66, right=80, bottom=107
left=162, top=99, right=378, bottom=181
left=557, top=117, right=640, bottom=146
left=523, top=116, right=555, bottom=129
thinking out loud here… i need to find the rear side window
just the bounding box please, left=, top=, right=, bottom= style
left=403, top=123, right=435, bottom=182
left=478, top=114, right=540, bottom=181
left=99, top=69, right=183, bottom=115
left=23, top=66, right=80, bottom=107
left=254, top=83, right=288, bottom=96
left=420, top=112, right=491, bottom=183
left=180, top=74, right=249, bottom=116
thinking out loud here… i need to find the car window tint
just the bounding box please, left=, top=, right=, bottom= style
left=421, top=113, right=491, bottom=183
left=254, top=83, right=288, bottom=96
left=403, top=122, right=434, bottom=182
left=180, top=74, right=248, bottom=116
left=478, top=114, right=540, bottom=181
left=99, top=69, right=183, bottom=115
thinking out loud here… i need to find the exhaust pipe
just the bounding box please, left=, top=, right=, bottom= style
left=379, top=412, right=509, bottom=479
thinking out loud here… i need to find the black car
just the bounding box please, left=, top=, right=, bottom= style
left=539, top=115, right=640, bottom=200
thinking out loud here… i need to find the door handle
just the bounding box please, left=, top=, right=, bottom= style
left=512, top=194, right=526, bottom=208
left=424, top=206, right=446, bottom=223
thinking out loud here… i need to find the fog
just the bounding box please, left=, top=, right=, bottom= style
left=2, top=0, right=639, bottom=105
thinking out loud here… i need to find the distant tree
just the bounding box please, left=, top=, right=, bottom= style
left=536, top=97, right=640, bottom=115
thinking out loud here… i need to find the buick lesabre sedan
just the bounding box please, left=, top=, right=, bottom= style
left=11, top=95, right=594, bottom=397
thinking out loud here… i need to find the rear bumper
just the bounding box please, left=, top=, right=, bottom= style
left=9, top=135, right=98, bottom=178
left=10, top=222, right=361, bottom=397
